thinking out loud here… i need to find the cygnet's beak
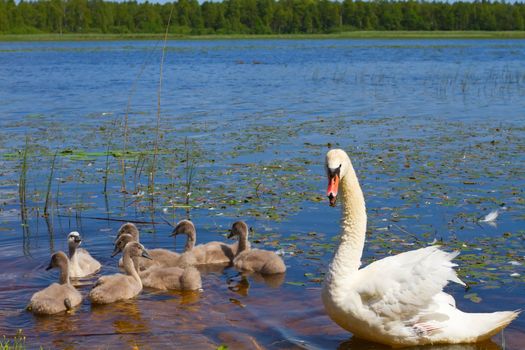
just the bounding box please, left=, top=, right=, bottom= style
left=110, top=245, right=122, bottom=258
left=141, top=249, right=153, bottom=260
left=227, top=229, right=234, bottom=239
left=74, top=237, right=82, bottom=243
left=45, top=262, right=53, bottom=271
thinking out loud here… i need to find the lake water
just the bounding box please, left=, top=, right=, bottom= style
left=0, top=39, right=524, bottom=349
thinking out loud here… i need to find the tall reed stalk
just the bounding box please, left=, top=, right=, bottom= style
left=18, top=138, right=28, bottom=216
left=103, top=117, right=119, bottom=195
left=43, top=150, right=58, bottom=217
left=120, top=41, right=162, bottom=193
left=19, top=137, right=30, bottom=256
left=149, top=4, right=175, bottom=195
left=183, top=138, right=196, bottom=210
left=103, top=135, right=112, bottom=195
left=133, top=152, right=147, bottom=194
left=170, top=149, right=177, bottom=225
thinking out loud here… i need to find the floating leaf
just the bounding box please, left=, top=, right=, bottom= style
left=464, top=293, right=482, bottom=303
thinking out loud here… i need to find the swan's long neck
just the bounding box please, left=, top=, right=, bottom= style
left=68, top=244, right=80, bottom=268
left=326, top=165, right=367, bottom=290
left=184, top=232, right=195, bottom=252
left=236, top=231, right=250, bottom=255
left=68, top=243, right=76, bottom=259
left=59, top=260, right=71, bottom=285
left=132, top=230, right=140, bottom=243
left=123, top=251, right=142, bottom=287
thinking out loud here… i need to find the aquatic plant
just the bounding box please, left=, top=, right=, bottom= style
left=150, top=5, right=175, bottom=195
left=43, top=150, right=57, bottom=218
left=183, top=137, right=196, bottom=213
left=0, top=330, right=26, bottom=350
left=121, top=43, right=161, bottom=194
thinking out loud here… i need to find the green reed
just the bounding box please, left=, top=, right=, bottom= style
left=18, top=137, right=31, bottom=256
left=120, top=41, right=161, bottom=194
left=43, top=150, right=58, bottom=217
left=183, top=137, right=196, bottom=209
left=0, top=330, right=26, bottom=350
left=18, top=137, right=28, bottom=216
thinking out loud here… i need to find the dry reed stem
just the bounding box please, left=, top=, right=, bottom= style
left=149, top=4, right=175, bottom=194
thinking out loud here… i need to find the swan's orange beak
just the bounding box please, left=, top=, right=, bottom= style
left=327, top=174, right=339, bottom=207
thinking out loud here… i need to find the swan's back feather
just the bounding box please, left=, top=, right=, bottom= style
left=190, top=242, right=235, bottom=265
left=74, top=248, right=101, bottom=276
left=118, top=248, right=179, bottom=271
left=89, top=274, right=142, bottom=304
left=234, top=248, right=286, bottom=274
left=28, top=283, right=82, bottom=315
left=140, top=266, right=201, bottom=291
left=331, top=246, right=518, bottom=345
left=331, top=247, right=451, bottom=340
left=355, top=246, right=464, bottom=315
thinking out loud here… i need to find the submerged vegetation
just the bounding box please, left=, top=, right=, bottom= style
left=3, top=114, right=525, bottom=289
left=1, top=0, right=525, bottom=36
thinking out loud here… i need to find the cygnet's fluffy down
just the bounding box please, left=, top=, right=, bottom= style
left=28, top=251, right=82, bottom=315
left=114, top=223, right=180, bottom=271
left=67, top=231, right=101, bottom=278
left=228, top=221, right=286, bottom=274
left=171, top=220, right=236, bottom=266
left=89, top=241, right=151, bottom=304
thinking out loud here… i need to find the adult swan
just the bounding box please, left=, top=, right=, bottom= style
left=321, top=149, right=518, bottom=347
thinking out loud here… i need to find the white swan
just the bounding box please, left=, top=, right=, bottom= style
left=321, top=149, right=519, bottom=347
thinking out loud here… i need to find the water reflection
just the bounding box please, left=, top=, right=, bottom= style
left=338, top=338, right=502, bottom=350
left=179, top=290, right=201, bottom=305
left=33, top=311, right=80, bottom=335
left=197, top=263, right=230, bottom=275
left=248, top=272, right=286, bottom=288
left=44, top=215, right=55, bottom=254
left=228, top=272, right=285, bottom=297
left=229, top=275, right=250, bottom=296
left=91, top=299, right=145, bottom=329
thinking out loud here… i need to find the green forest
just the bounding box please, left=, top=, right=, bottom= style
left=1, top=0, right=525, bottom=35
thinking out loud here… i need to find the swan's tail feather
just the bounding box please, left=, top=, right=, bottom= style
left=469, top=310, right=520, bottom=342
left=430, top=307, right=519, bottom=344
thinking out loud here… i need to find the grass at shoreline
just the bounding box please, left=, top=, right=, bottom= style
left=1, top=31, right=525, bottom=42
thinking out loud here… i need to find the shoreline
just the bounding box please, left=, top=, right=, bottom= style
left=1, top=31, right=525, bottom=42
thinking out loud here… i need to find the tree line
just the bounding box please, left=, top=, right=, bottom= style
left=1, top=0, right=525, bottom=35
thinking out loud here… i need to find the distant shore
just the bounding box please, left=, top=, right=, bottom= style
left=1, top=31, right=525, bottom=42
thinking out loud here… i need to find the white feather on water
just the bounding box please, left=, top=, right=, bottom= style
left=479, top=209, right=499, bottom=223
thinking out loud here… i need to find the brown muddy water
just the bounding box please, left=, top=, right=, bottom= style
left=0, top=39, right=524, bottom=349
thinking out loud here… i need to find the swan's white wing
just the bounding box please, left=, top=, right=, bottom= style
left=351, top=246, right=464, bottom=337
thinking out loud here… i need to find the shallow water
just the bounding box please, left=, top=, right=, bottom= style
left=0, top=39, right=524, bottom=349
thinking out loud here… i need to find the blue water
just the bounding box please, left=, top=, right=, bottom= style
left=0, top=39, right=524, bottom=349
